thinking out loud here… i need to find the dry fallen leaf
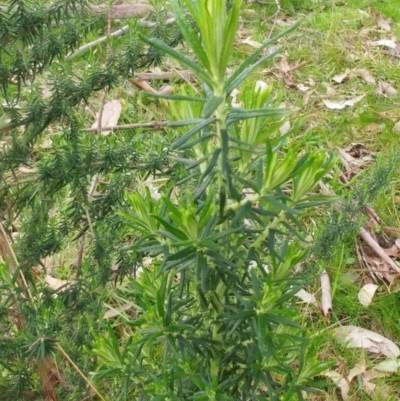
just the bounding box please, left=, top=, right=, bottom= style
left=347, top=358, right=367, bottom=382
left=91, top=100, right=122, bottom=135
left=277, top=56, right=291, bottom=73
left=326, top=86, right=337, bottom=97
left=394, top=121, right=400, bottom=134
left=353, top=68, right=375, bottom=84
left=332, top=70, right=350, bottom=84
left=374, top=358, right=400, bottom=373
left=324, top=371, right=350, bottom=400
left=18, top=166, right=37, bottom=174
left=369, top=39, right=397, bottom=49
left=44, top=275, right=73, bottom=292
left=358, top=283, right=379, bottom=306
left=103, top=304, right=132, bottom=319
left=336, top=325, right=400, bottom=358
left=297, top=83, right=310, bottom=92
left=294, top=289, right=317, bottom=305
left=241, top=37, right=263, bottom=48
left=377, top=16, right=391, bottom=32
left=323, top=95, right=365, bottom=110
left=377, top=81, right=398, bottom=97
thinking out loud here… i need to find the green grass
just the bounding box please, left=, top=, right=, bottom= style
left=233, top=0, right=400, bottom=399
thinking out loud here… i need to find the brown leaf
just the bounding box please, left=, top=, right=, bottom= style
left=353, top=68, right=376, bottom=84
left=336, top=325, right=400, bottom=357
left=377, top=16, right=391, bottom=32
left=277, top=56, right=291, bottom=73
left=324, top=371, right=350, bottom=400
left=18, top=165, right=38, bottom=174
left=358, top=283, right=379, bottom=306
left=394, top=121, right=400, bottom=134
left=326, top=86, right=337, bottom=97
left=44, top=275, right=73, bottom=292
left=91, top=100, right=122, bottom=135
left=332, top=69, right=350, bottom=84
left=323, top=94, right=365, bottom=110
left=369, top=39, right=397, bottom=48
left=377, top=81, right=398, bottom=97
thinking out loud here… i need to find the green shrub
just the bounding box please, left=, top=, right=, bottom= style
left=91, top=1, right=336, bottom=399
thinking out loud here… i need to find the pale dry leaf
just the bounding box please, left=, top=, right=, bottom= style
left=18, top=166, right=37, bottom=174
left=39, top=138, right=53, bottom=149
left=395, top=238, right=400, bottom=248
left=358, top=9, right=370, bottom=18
left=377, top=81, right=398, bottom=97
left=142, top=256, right=153, bottom=267
left=320, top=270, right=332, bottom=317
left=393, top=121, right=400, bottom=134
left=332, top=70, right=350, bottom=84
left=324, top=371, right=350, bottom=400
left=358, top=283, right=379, bottom=306
left=279, top=120, right=291, bottom=135
left=326, top=86, right=337, bottom=97
left=361, top=369, right=391, bottom=399
left=307, top=77, right=316, bottom=86
left=336, top=325, right=400, bottom=358
left=103, top=304, right=131, bottom=319
left=323, top=94, right=365, bottom=110
left=297, top=83, right=310, bottom=92
left=276, top=18, right=292, bottom=27
left=347, top=358, right=367, bottom=382
left=278, top=56, right=291, bottom=73
left=302, top=90, right=314, bottom=107
left=354, top=68, right=375, bottom=84
left=44, top=275, right=73, bottom=292
left=377, top=16, right=391, bottom=32
left=230, top=88, right=241, bottom=108
left=242, top=37, right=262, bottom=48
left=91, top=100, right=122, bottom=135
left=374, top=358, right=400, bottom=373
left=159, top=85, right=174, bottom=95
left=294, top=289, right=317, bottom=305
left=369, top=39, right=397, bottom=49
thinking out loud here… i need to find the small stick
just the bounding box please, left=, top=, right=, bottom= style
left=56, top=343, right=107, bottom=401
left=264, top=0, right=282, bottom=40
left=84, top=120, right=167, bottom=132
left=359, top=227, right=400, bottom=273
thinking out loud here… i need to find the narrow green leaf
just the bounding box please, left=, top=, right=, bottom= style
left=140, top=35, right=213, bottom=85
left=178, top=133, right=214, bottom=151
left=156, top=289, right=165, bottom=322
left=202, top=96, right=225, bottom=118
left=201, top=255, right=209, bottom=293
left=170, top=0, right=210, bottom=70
left=227, top=107, right=287, bottom=124
left=199, top=148, right=220, bottom=182
left=194, top=171, right=216, bottom=201
left=152, top=215, right=188, bottom=241
left=218, top=0, right=243, bottom=76
left=171, top=117, right=215, bottom=150
left=256, top=314, right=266, bottom=351
left=168, top=118, right=205, bottom=127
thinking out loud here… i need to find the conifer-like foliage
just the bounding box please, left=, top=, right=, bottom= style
left=0, top=0, right=182, bottom=276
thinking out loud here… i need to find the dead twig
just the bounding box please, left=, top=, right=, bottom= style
left=84, top=120, right=168, bottom=132
left=359, top=228, right=400, bottom=274
left=264, top=0, right=282, bottom=40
